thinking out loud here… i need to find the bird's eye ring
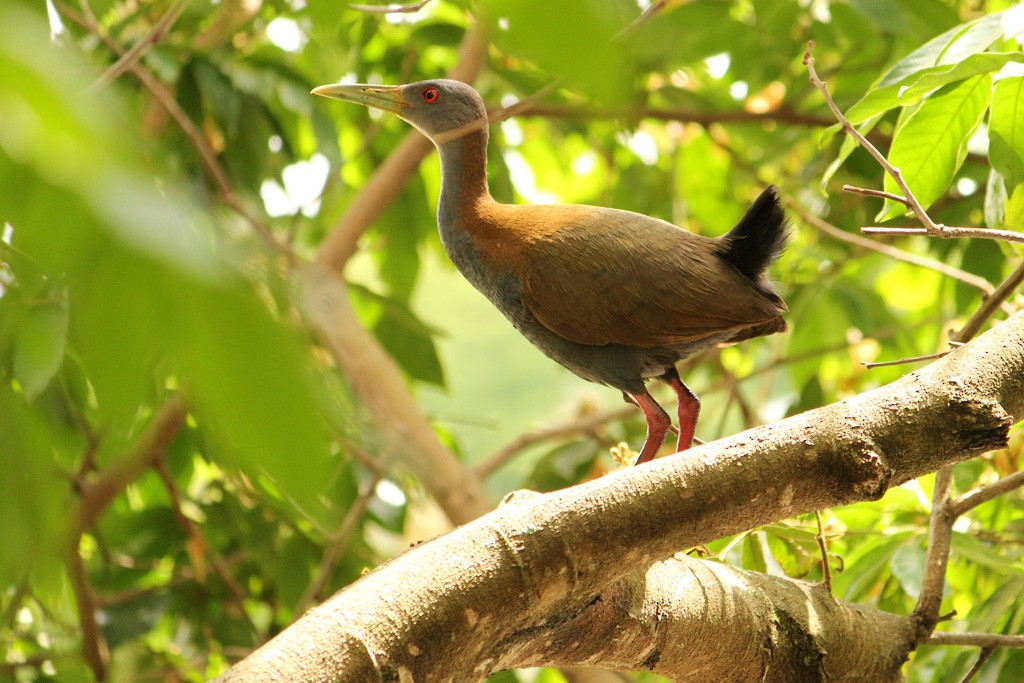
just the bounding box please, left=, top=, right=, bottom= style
left=423, top=87, right=440, bottom=103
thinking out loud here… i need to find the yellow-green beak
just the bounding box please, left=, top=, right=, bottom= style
left=310, top=83, right=408, bottom=115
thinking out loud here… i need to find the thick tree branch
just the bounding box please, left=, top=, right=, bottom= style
left=219, top=311, right=1024, bottom=682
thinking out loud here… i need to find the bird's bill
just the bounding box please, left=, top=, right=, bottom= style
left=310, top=83, right=407, bottom=115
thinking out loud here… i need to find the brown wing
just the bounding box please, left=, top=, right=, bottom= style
left=517, top=206, right=784, bottom=347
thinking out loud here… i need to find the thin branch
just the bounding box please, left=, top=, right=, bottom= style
left=862, top=350, right=950, bottom=369
left=65, top=537, right=108, bottom=681
left=89, top=0, right=187, bottom=90
left=949, top=469, right=1024, bottom=517
left=815, top=510, right=832, bottom=593
left=862, top=225, right=1024, bottom=245
left=927, top=632, right=1024, bottom=648
left=803, top=42, right=947, bottom=236
left=473, top=405, right=634, bottom=479
left=793, top=202, right=997, bottom=298
left=959, top=647, right=995, bottom=683
left=76, top=394, right=188, bottom=530
left=842, top=184, right=911, bottom=204
left=615, top=0, right=670, bottom=39
left=295, top=470, right=384, bottom=617
left=432, top=79, right=564, bottom=147
left=912, top=467, right=955, bottom=642
left=521, top=103, right=836, bottom=129
left=952, top=260, right=1024, bottom=343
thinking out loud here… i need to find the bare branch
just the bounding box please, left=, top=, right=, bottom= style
left=65, top=542, right=108, bottom=681
left=842, top=184, right=912, bottom=204
left=912, top=466, right=955, bottom=642
left=862, top=225, right=1024, bottom=245
left=794, top=203, right=997, bottom=298
left=862, top=351, right=950, bottom=369
left=959, top=647, right=995, bottom=683
left=815, top=510, right=832, bottom=593
left=75, top=394, right=188, bottom=530
left=89, top=0, right=187, bottom=90
left=928, top=632, right=1024, bottom=648
left=953, top=260, right=1024, bottom=343
left=473, top=405, right=634, bottom=479
left=803, top=42, right=947, bottom=236
left=949, top=469, right=1024, bottom=517
left=219, top=311, right=1024, bottom=682
left=295, top=470, right=384, bottom=616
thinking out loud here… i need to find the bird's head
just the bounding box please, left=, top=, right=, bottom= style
left=311, top=79, right=487, bottom=144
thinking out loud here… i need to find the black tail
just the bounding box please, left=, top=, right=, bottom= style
left=720, top=186, right=790, bottom=281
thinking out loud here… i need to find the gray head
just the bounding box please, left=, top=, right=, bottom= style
left=311, top=78, right=487, bottom=144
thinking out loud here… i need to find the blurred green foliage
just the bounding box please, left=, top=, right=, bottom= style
left=2, top=0, right=1024, bottom=680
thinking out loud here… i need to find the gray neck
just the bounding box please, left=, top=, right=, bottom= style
left=436, top=127, right=491, bottom=240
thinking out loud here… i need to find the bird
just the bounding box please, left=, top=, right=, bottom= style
left=312, top=79, right=789, bottom=465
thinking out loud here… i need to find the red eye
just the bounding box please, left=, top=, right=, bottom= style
left=423, top=87, right=440, bottom=103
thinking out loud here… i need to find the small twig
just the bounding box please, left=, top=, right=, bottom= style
left=804, top=42, right=947, bottom=236
left=815, top=510, right=832, bottom=593
left=65, top=540, right=109, bottom=681
left=349, top=0, right=432, bottom=12
left=474, top=405, right=634, bottom=479
left=295, top=470, right=384, bottom=616
left=794, top=203, right=997, bottom=298
left=959, top=647, right=995, bottom=683
left=927, top=632, right=1024, bottom=648
left=433, top=79, right=564, bottom=147
left=89, top=0, right=187, bottom=91
left=952, top=260, right=1024, bottom=343
left=949, top=469, right=1024, bottom=517
left=841, top=184, right=911, bottom=204
left=615, top=0, right=670, bottom=39
left=862, top=350, right=950, bottom=369
left=861, top=225, right=1024, bottom=245
left=912, top=467, right=955, bottom=642
left=76, top=394, right=188, bottom=530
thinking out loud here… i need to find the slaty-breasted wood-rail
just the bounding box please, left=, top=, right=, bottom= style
left=313, top=79, right=789, bottom=465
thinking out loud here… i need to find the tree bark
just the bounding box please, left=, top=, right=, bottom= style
left=218, top=312, right=1024, bottom=682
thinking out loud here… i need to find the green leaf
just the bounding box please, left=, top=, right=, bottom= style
left=877, top=10, right=1008, bottom=88
left=12, top=295, right=68, bottom=400
left=879, top=73, right=993, bottom=220
left=989, top=75, right=1024, bottom=191
left=844, top=52, right=1022, bottom=126
left=742, top=532, right=768, bottom=574
left=524, top=441, right=597, bottom=493
left=349, top=283, right=446, bottom=386
left=1007, top=182, right=1024, bottom=228
left=0, top=383, right=65, bottom=585
left=985, top=168, right=1008, bottom=228
left=482, top=0, right=634, bottom=102
left=890, top=542, right=925, bottom=596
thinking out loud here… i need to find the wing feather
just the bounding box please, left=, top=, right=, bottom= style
left=517, top=207, right=784, bottom=347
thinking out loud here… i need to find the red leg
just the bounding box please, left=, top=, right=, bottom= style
left=627, top=390, right=671, bottom=465
left=663, top=369, right=700, bottom=452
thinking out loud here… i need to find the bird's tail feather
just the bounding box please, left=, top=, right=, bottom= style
left=720, top=186, right=790, bottom=281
